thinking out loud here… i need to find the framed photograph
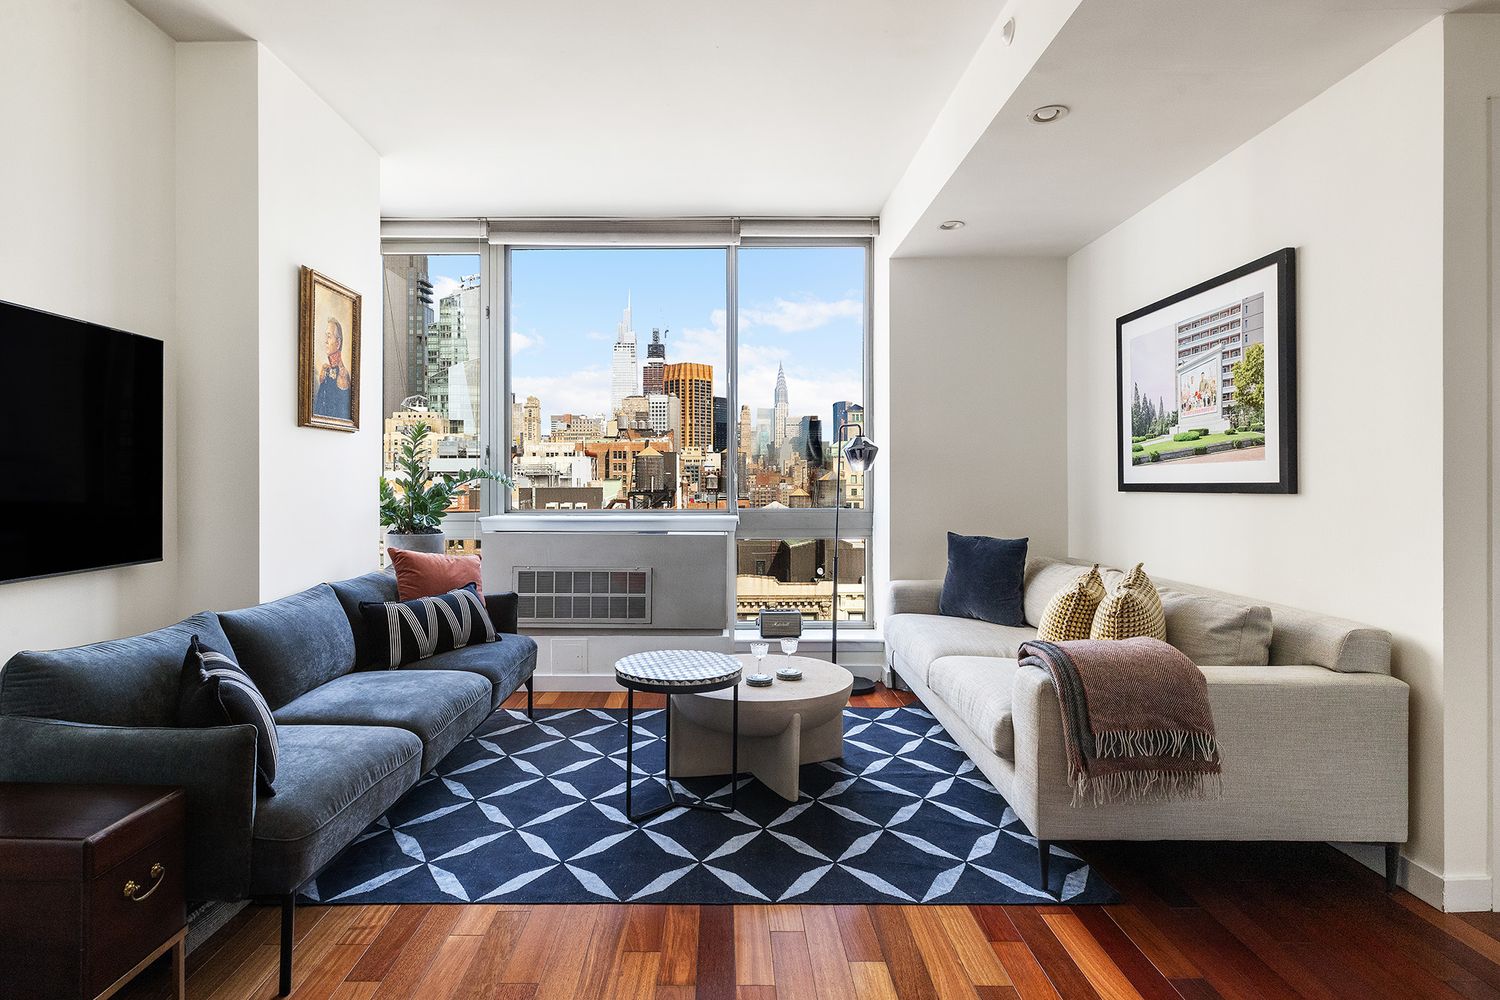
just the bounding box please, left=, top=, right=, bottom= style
left=1116, top=248, right=1296, bottom=493
left=298, top=266, right=361, bottom=432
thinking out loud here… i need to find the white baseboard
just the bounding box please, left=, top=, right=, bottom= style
left=1336, top=842, right=1493, bottom=912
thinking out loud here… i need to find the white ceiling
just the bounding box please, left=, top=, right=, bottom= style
left=126, top=0, right=1005, bottom=218
left=897, top=0, right=1466, bottom=257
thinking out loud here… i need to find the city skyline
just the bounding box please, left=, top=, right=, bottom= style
left=508, top=247, right=864, bottom=433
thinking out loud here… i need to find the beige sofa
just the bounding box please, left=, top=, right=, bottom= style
left=886, top=555, right=1409, bottom=891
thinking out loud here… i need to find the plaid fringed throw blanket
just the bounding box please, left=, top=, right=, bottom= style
left=1017, top=637, right=1222, bottom=806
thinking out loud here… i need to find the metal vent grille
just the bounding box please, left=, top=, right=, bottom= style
left=515, top=567, right=651, bottom=626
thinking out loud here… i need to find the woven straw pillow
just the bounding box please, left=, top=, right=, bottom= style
left=1037, top=565, right=1105, bottom=642
left=1090, top=562, right=1166, bottom=641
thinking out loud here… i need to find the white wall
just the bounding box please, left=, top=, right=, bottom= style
left=1442, top=14, right=1500, bottom=909
left=0, top=0, right=179, bottom=661
left=254, top=48, right=382, bottom=601
left=1066, top=22, right=1458, bottom=885
left=175, top=42, right=382, bottom=609
left=886, top=257, right=1068, bottom=581
left=176, top=42, right=261, bottom=613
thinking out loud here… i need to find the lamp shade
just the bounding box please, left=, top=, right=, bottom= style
left=843, top=434, right=879, bottom=472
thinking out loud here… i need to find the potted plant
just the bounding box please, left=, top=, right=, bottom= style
left=380, top=421, right=511, bottom=554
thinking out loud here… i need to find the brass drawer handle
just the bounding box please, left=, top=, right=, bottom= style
left=122, top=863, right=165, bottom=902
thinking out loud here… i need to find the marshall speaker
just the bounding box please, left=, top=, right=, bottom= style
left=757, top=607, right=804, bottom=639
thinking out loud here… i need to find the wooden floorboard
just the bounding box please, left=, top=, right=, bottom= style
left=115, top=686, right=1494, bottom=1000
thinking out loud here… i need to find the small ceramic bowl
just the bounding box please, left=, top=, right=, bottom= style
left=746, top=674, right=774, bottom=687
left=775, top=667, right=803, bottom=681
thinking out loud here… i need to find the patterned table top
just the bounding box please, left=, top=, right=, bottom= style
left=614, top=649, right=743, bottom=688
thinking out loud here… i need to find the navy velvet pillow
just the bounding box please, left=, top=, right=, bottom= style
left=939, top=532, right=1029, bottom=626
left=178, top=636, right=279, bottom=795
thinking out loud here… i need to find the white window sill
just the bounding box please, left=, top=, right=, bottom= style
left=481, top=512, right=738, bottom=533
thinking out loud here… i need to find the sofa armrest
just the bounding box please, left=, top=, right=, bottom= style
left=486, top=591, right=520, bottom=635
left=888, top=580, right=943, bottom=617
left=1008, top=663, right=1408, bottom=843
left=0, top=715, right=259, bottom=901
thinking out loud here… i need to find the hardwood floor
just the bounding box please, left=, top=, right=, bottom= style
left=118, top=687, right=1485, bottom=1000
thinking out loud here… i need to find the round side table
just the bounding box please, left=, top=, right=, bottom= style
left=669, top=654, right=853, bottom=802
left=614, top=650, right=743, bottom=822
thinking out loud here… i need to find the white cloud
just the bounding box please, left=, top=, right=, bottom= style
left=513, top=366, right=611, bottom=424
left=512, top=330, right=543, bottom=354
left=429, top=275, right=462, bottom=304
left=741, top=297, right=861, bottom=333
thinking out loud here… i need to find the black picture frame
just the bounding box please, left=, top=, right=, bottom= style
left=1115, top=247, right=1297, bottom=494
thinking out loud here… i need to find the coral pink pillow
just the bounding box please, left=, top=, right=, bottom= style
left=389, top=547, right=483, bottom=601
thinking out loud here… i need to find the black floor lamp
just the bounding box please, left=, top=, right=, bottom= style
left=832, top=423, right=878, bottom=695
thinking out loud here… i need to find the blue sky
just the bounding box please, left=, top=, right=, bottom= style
left=425, top=247, right=865, bottom=436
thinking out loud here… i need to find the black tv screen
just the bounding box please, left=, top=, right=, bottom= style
left=0, top=300, right=163, bottom=584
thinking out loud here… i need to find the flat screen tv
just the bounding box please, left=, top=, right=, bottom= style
left=0, top=300, right=163, bottom=584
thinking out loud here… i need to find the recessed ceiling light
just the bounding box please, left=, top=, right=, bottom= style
left=939, top=220, right=966, bottom=231
left=1000, top=17, right=1016, bottom=46
left=1028, top=104, right=1069, bottom=125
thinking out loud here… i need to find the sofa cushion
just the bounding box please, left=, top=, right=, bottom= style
left=886, top=613, right=1036, bottom=687
left=408, top=636, right=539, bottom=711
left=939, top=533, right=1028, bottom=627
left=249, top=723, right=422, bottom=895
left=1024, top=559, right=1094, bottom=627
left=219, top=584, right=356, bottom=711
left=927, top=656, right=1018, bottom=758
left=390, top=547, right=484, bottom=601
left=0, top=611, right=232, bottom=727
left=329, top=571, right=399, bottom=669
left=1160, top=589, right=1273, bottom=666
left=178, top=637, right=279, bottom=794
left=358, top=584, right=496, bottom=669
left=272, top=669, right=492, bottom=771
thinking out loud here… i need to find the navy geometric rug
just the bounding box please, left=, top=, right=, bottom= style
left=302, top=705, right=1117, bottom=905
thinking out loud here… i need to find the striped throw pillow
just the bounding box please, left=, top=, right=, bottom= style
left=1090, top=563, right=1167, bottom=641
left=359, top=583, right=497, bottom=669
left=1036, top=565, right=1106, bottom=642
left=178, top=636, right=279, bottom=794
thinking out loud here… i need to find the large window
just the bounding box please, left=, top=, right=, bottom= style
left=380, top=252, right=485, bottom=555
left=734, top=246, right=866, bottom=510
left=380, top=230, right=872, bottom=624
left=507, top=248, right=728, bottom=511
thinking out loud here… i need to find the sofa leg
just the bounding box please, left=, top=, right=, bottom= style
left=1385, top=842, right=1400, bottom=893
left=525, top=677, right=534, bottom=719
left=279, top=893, right=295, bottom=996
left=1037, top=839, right=1051, bottom=894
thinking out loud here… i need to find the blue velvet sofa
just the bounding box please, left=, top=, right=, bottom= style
left=0, top=569, right=537, bottom=995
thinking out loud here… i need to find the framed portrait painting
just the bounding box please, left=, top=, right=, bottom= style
left=298, top=266, right=361, bottom=432
left=1116, top=248, right=1297, bottom=493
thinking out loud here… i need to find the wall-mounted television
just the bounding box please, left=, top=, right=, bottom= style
left=0, top=300, right=164, bottom=584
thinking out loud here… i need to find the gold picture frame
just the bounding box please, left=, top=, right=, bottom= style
left=298, top=266, right=361, bottom=432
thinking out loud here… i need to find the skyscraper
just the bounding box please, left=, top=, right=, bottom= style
left=521, top=395, right=542, bottom=445
left=424, top=274, right=480, bottom=431
left=738, top=405, right=752, bottom=456
left=610, top=294, right=638, bottom=415
left=646, top=393, right=682, bottom=444
left=832, top=401, right=864, bottom=436
left=663, top=362, right=714, bottom=450
left=773, top=363, right=790, bottom=446
left=713, top=396, right=728, bottom=453
left=642, top=327, right=666, bottom=396
left=381, top=255, right=432, bottom=419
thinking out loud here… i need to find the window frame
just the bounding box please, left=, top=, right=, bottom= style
left=380, top=227, right=875, bottom=629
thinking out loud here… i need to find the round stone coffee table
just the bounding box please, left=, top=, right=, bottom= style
left=668, top=654, right=854, bottom=802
